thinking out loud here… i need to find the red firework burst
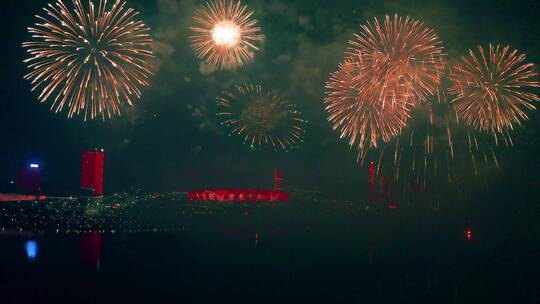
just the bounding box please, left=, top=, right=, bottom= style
left=325, top=59, right=411, bottom=158
left=348, top=14, right=446, bottom=107
left=325, top=15, right=446, bottom=160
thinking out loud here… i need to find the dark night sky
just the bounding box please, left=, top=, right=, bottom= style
left=1, top=0, right=539, bottom=198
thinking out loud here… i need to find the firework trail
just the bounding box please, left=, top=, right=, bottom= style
left=369, top=100, right=501, bottom=188
left=448, top=44, right=540, bottom=137
left=22, top=0, right=155, bottom=120
left=190, top=0, right=262, bottom=70
left=217, top=85, right=306, bottom=151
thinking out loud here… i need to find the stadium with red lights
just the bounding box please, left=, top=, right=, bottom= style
left=188, top=170, right=290, bottom=203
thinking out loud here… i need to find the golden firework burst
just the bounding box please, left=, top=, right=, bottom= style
left=448, top=44, right=540, bottom=135
left=22, top=0, right=155, bottom=120
left=217, top=85, right=305, bottom=151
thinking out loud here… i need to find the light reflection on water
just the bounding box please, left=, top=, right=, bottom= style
left=24, top=240, right=38, bottom=262
left=0, top=199, right=536, bottom=303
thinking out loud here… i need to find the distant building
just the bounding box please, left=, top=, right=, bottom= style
left=16, top=163, right=41, bottom=194
left=81, top=150, right=105, bottom=196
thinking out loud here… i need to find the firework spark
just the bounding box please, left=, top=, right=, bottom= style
left=448, top=44, right=540, bottom=135
left=190, top=0, right=263, bottom=70
left=369, top=101, right=502, bottom=187
left=22, top=0, right=155, bottom=120
left=217, top=85, right=305, bottom=151
left=348, top=14, right=446, bottom=107
left=325, top=59, right=411, bottom=158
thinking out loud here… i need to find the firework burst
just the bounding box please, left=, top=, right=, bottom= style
left=217, top=85, right=305, bottom=151
left=448, top=44, right=540, bottom=136
left=348, top=14, right=446, bottom=107
left=325, top=59, right=411, bottom=158
left=325, top=15, right=446, bottom=160
left=190, top=0, right=263, bottom=70
left=22, top=0, right=155, bottom=120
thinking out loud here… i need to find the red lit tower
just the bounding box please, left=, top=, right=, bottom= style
left=369, top=161, right=375, bottom=205
left=274, top=170, right=283, bottom=192
left=81, top=150, right=105, bottom=196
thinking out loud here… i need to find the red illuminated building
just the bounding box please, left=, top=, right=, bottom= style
left=16, top=163, right=41, bottom=194
left=188, top=170, right=290, bottom=203
left=81, top=150, right=105, bottom=196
